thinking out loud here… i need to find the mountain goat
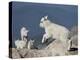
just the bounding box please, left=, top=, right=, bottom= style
left=15, top=39, right=34, bottom=50
left=20, top=27, right=29, bottom=41
left=15, top=27, right=33, bottom=50
left=40, top=16, right=71, bottom=50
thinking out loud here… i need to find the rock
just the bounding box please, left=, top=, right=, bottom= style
left=24, top=40, right=67, bottom=58
left=10, top=38, right=77, bottom=58
left=44, top=40, right=67, bottom=56
left=18, top=48, right=29, bottom=58
left=25, top=49, right=56, bottom=58
left=9, top=48, right=21, bottom=59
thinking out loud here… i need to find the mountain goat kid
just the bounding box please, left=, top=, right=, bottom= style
left=15, top=39, right=27, bottom=50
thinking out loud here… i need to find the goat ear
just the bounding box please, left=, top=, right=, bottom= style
left=44, top=15, right=48, bottom=19
left=41, top=17, right=44, bottom=22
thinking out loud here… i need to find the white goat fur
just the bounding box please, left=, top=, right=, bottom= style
left=20, top=27, right=29, bottom=40
left=40, top=16, right=71, bottom=50
left=15, top=39, right=27, bottom=49
left=27, top=40, right=34, bottom=49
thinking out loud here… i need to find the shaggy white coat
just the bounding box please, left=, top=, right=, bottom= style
left=15, top=39, right=27, bottom=49
left=40, top=16, right=71, bottom=50
left=20, top=27, right=29, bottom=40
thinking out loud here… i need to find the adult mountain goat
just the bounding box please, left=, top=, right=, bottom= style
left=40, top=16, right=71, bottom=50
left=20, top=27, right=29, bottom=41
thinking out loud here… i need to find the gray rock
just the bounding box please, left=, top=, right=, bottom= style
left=10, top=48, right=21, bottom=59
left=44, top=40, right=67, bottom=56
left=24, top=49, right=47, bottom=57
left=10, top=38, right=77, bottom=58
left=24, top=40, right=67, bottom=58
left=18, top=48, right=29, bottom=57
left=25, top=49, right=57, bottom=58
